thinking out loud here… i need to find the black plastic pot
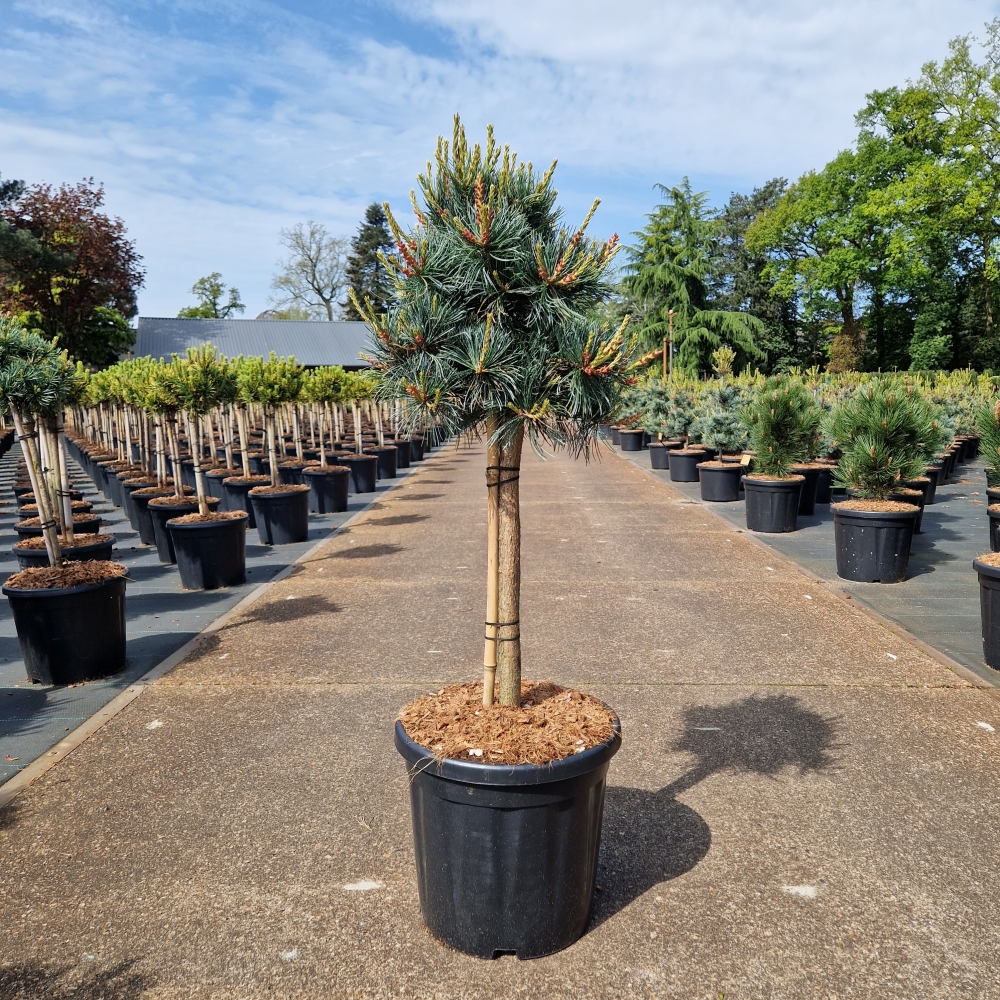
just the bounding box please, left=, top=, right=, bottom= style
left=814, top=464, right=834, bottom=504
left=698, top=463, right=742, bottom=502
left=203, top=470, right=233, bottom=509
left=610, top=426, right=621, bottom=446
left=342, top=454, right=378, bottom=494
left=149, top=497, right=220, bottom=563
left=249, top=488, right=310, bottom=545
left=791, top=466, right=821, bottom=516
left=121, top=479, right=156, bottom=529
left=14, top=535, right=115, bottom=569
left=410, top=437, right=425, bottom=462
left=648, top=442, right=670, bottom=469
left=15, top=515, right=102, bottom=541
left=743, top=476, right=803, bottom=533
left=987, top=467, right=1000, bottom=489
left=168, top=513, right=248, bottom=590
left=372, top=446, right=398, bottom=479
left=832, top=503, right=917, bottom=583
left=394, top=439, right=411, bottom=469
left=278, top=462, right=308, bottom=486
left=222, top=478, right=269, bottom=528
left=247, top=453, right=266, bottom=475
left=131, top=489, right=171, bottom=545
left=618, top=429, right=644, bottom=452
left=974, top=556, right=1000, bottom=669
left=3, top=572, right=126, bottom=685
left=394, top=718, right=621, bottom=959
left=967, top=435, right=981, bottom=460
left=303, top=467, right=350, bottom=513
left=180, top=459, right=197, bottom=490
left=668, top=450, right=705, bottom=483
left=924, top=465, right=942, bottom=504
left=989, top=507, right=1000, bottom=553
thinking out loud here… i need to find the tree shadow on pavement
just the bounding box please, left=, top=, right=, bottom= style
left=591, top=693, right=839, bottom=927
left=330, top=543, right=403, bottom=560
left=0, top=959, right=153, bottom=999
left=235, top=593, right=343, bottom=626
left=368, top=514, right=429, bottom=527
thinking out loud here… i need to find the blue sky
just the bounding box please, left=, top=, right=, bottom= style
left=2, top=0, right=997, bottom=318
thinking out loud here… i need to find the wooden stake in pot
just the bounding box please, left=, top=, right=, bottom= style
left=482, top=417, right=500, bottom=706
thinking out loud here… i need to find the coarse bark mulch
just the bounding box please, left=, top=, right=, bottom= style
left=833, top=499, right=919, bottom=513
left=14, top=533, right=114, bottom=550
left=5, top=560, right=127, bottom=590
left=248, top=484, right=309, bottom=496
left=398, top=680, right=617, bottom=766
left=168, top=511, right=247, bottom=524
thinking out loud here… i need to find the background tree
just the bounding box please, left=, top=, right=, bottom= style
left=0, top=178, right=143, bottom=367
left=177, top=272, right=244, bottom=319
left=269, top=221, right=346, bottom=321
left=343, top=203, right=394, bottom=319
left=623, top=179, right=764, bottom=374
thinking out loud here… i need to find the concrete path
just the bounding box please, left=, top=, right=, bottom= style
left=611, top=441, right=997, bottom=686
left=1, top=440, right=1000, bottom=999
left=0, top=447, right=426, bottom=784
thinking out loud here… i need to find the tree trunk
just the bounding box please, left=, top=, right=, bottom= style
left=54, top=414, right=75, bottom=543
left=186, top=414, right=210, bottom=516
left=236, top=407, right=251, bottom=478
left=12, top=410, right=61, bottom=567
left=482, top=416, right=500, bottom=706
left=495, top=424, right=524, bottom=707
left=267, top=408, right=280, bottom=487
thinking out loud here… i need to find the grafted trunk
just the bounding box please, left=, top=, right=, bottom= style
left=482, top=417, right=500, bottom=706
left=495, top=424, right=525, bottom=708
left=12, top=411, right=61, bottom=567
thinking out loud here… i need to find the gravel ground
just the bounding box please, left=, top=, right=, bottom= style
left=1, top=438, right=999, bottom=999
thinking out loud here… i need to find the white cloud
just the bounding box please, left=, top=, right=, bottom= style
left=1, top=0, right=995, bottom=317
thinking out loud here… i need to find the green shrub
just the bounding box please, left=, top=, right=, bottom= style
left=741, top=376, right=819, bottom=477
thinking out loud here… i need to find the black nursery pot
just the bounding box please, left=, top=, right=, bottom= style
left=14, top=536, right=115, bottom=570
left=371, top=446, right=398, bottom=480
left=814, top=464, right=834, bottom=505
left=697, top=462, right=743, bottom=502
left=648, top=441, right=670, bottom=469
left=303, top=467, right=350, bottom=513
left=168, top=513, right=248, bottom=590
left=249, top=488, right=310, bottom=545
left=923, top=465, right=942, bottom=504
left=121, top=479, right=156, bottom=530
left=149, top=498, right=220, bottom=563
left=3, top=572, right=126, bottom=685
left=791, top=465, right=821, bottom=516
left=618, top=428, right=644, bottom=452
left=974, top=556, right=1000, bottom=669
left=278, top=462, right=308, bottom=486
left=222, top=479, right=268, bottom=528
left=410, top=437, right=425, bottom=462
left=131, top=489, right=172, bottom=545
left=343, top=454, right=378, bottom=494
left=394, top=438, right=411, bottom=469
left=832, top=503, right=918, bottom=583
left=394, top=719, right=621, bottom=960
left=610, top=426, right=621, bottom=446
left=203, top=470, right=233, bottom=509
left=668, top=450, right=705, bottom=483
left=742, top=476, right=804, bottom=533
left=989, top=506, right=1000, bottom=553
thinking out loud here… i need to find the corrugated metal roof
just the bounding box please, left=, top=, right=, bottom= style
left=133, top=318, right=372, bottom=368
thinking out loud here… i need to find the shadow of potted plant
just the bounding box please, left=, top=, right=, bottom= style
left=359, top=118, right=639, bottom=959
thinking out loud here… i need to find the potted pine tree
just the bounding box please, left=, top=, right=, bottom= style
left=0, top=323, right=127, bottom=684
left=830, top=379, right=943, bottom=583
left=359, top=119, right=633, bottom=959
left=741, top=375, right=818, bottom=532
left=162, top=347, right=249, bottom=590
left=693, top=380, right=749, bottom=502
left=242, top=355, right=311, bottom=544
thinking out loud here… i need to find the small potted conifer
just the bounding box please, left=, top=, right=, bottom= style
left=693, top=379, right=749, bottom=502
left=0, top=323, right=127, bottom=684
left=301, top=368, right=351, bottom=513
left=360, top=119, right=633, bottom=959
left=741, top=375, right=819, bottom=532
left=242, top=354, right=311, bottom=544
left=163, top=347, right=249, bottom=590
left=830, top=379, right=944, bottom=583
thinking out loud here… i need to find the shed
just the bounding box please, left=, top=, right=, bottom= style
left=133, top=318, right=372, bottom=369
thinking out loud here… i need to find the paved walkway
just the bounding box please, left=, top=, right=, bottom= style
left=1, top=440, right=999, bottom=998
left=0, top=447, right=426, bottom=784
left=609, top=441, right=997, bottom=686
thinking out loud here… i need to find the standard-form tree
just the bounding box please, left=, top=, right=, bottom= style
left=358, top=117, right=637, bottom=707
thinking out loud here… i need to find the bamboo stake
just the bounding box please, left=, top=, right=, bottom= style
left=12, top=411, right=61, bottom=567
left=186, top=413, right=210, bottom=516
left=236, top=407, right=252, bottom=478
left=495, top=425, right=525, bottom=707
left=267, top=408, right=280, bottom=487
left=482, top=416, right=500, bottom=707
left=54, top=413, right=75, bottom=543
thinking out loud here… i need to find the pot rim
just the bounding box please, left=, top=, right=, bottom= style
left=697, top=461, right=743, bottom=471
left=166, top=511, right=249, bottom=530
left=394, top=716, right=621, bottom=787
left=831, top=502, right=919, bottom=518
left=2, top=572, right=126, bottom=599
left=302, top=466, right=351, bottom=476
left=974, top=556, right=1000, bottom=579
left=741, top=474, right=805, bottom=485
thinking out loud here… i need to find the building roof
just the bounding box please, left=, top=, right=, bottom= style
left=133, top=317, right=372, bottom=368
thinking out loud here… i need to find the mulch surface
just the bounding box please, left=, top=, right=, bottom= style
left=248, top=484, right=309, bottom=495
left=398, top=680, right=617, bottom=765
left=833, top=499, right=919, bottom=513
left=223, top=475, right=270, bottom=484
left=14, top=533, right=114, bottom=550
left=168, top=511, right=247, bottom=524
left=16, top=514, right=99, bottom=527
left=5, top=560, right=127, bottom=590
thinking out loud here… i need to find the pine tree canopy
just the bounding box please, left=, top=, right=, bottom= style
left=358, top=116, right=641, bottom=454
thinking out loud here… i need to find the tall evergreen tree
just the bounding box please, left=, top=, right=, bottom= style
left=343, top=203, right=394, bottom=319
